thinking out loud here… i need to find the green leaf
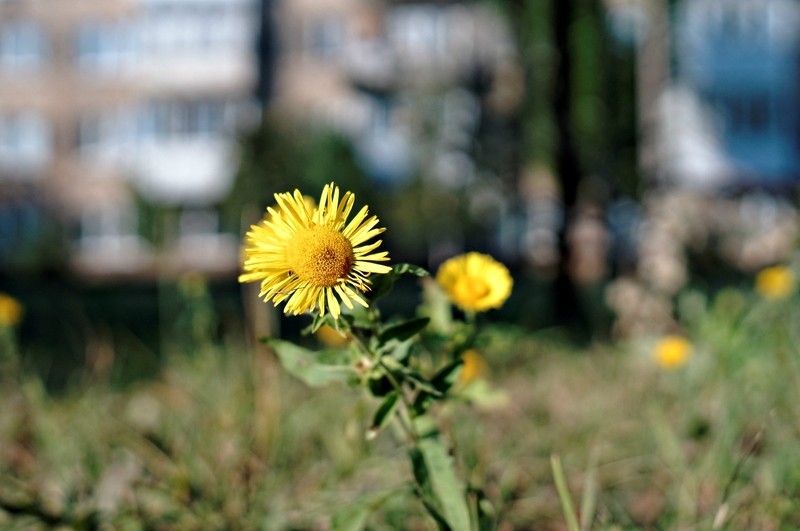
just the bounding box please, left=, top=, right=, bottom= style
left=366, top=391, right=400, bottom=440
left=392, top=263, right=430, bottom=277
left=331, top=488, right=401, bottom=531
left=368, top=263, right=430, bottom=302
left=551, top=455, right=581, bottom=531
left=388, top=338, right=414, bottom=363
left=331, top=503, right=371, bottom=531
left=406, top=372, right=443, bottom=397
left=264, top=338, right=354, bottom=387
left=412, top=361, right=462, bottom=416
left=379, top=317, right=430, bottom=343
left=416, top=437, right=471, bottom=531
left=304, top=313, right=336, bottom=335
left=430, top=360, right=463, bottom=394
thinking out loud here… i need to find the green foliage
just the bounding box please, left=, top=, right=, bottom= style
left=265, top=338, right=356, bottom=387
left=261, top=262, right=486, bottom=528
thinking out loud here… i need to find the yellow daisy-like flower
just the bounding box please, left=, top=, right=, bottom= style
left=239, top=182, right=392, bottom=319
left=653, top=336, right=692, bottom=370
left=755, top=265, right=795, bottom=300
left=0, top=293, right=23, bottom=327
left=436, top=252, right=513, bottom=312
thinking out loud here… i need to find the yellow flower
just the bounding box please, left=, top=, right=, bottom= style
left=459, top=349, right=488, bottom=385
left=436, top=252, right=513, bottom=312
left=653, top=336, right=692, bottom=370
left=239, top=182, right=392, bottom=319
left=0, top=293, right=23, bottom=327
left=755, top=265, right=795, bottom=300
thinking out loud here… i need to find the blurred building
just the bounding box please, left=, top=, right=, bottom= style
left=0, top=0, right=261, bottom=278
left=269, top=0, right=520, bottom=262
left=649, top=0, right=800, bottom=190
left=271, top=1, right=517, bottom=181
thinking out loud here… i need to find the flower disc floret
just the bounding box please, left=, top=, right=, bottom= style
left=436, top=252, right=512, bottom=312
left=239, top=182, right=391, bottom=319
left=286, top=225, right=355, bottom=287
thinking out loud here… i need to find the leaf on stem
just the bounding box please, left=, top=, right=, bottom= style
left=263, top=338, right=354, bottom=387
left=378, top=317, right=430, bottom=344
left=411, top=437, right=471, bottom=531
left=412, top=360, right=462, bottom=416
left=368, top=263, right=430, bottom=303
left=366, top=391, right=400, bottom=440
left=331, top=487, right=403, bottom=531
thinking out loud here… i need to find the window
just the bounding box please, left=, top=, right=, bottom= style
left=76, top=110, right=137, bottom=158
left=142, top=99, right=231, bottom=140
left=138, top=0, right=255, bottom=55
left=0, top=20, right=46, bottom=71
left=75, top=21, right=135, bottom=72
left=0, top=112, right=51, bottom=173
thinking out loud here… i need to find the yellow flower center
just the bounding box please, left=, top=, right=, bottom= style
left=453, top=277, right=490, bottom=304
left=286, top=225, right=355, bottom=287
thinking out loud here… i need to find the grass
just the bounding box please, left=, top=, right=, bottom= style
left=1, top=286, right=800, bottom=529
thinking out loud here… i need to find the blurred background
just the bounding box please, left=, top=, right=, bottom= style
left=1, top=0, right=799, bottom=389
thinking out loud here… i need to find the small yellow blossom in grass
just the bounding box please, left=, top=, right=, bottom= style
left=315, top=324, right=351, bottom=348
left=0, top=293, right=23, bottom=327
left=436, top=252, right=513, bottom=312
left=653, top=336, right=692, bottom=370
left=239, top=182, right=392, bottom=319
left=459, top=349, right=488, bottom=385
left=755, top=265, right=796, bottom=300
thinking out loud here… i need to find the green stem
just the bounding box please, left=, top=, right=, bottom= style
left=349, top=331, right=420, bottom=445
left=377, top=357, right=421, bottom=443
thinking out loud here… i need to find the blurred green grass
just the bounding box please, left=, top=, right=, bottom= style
left=2, top=286, right=800, bottom=530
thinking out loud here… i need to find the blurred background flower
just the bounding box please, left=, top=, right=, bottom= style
left=436, top=252, right=512, bottom=313
left=0, top=293, right=23, bottom=328
left=653, top=335, right=692, bottom=371
left=755, top=265, right=796, bottom=300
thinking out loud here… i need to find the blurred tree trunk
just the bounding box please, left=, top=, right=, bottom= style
left=494, top=0, right=616, bottom=338
left=552, top=0, right=589, bottom=339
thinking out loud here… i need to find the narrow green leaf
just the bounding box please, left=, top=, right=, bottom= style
left=392, top=263, right=430, bottom=277
left=331, top=488, right=401, bottom=531
left=406, top=372, right=443, bottom=396
left=430, top=360, right=463, bottom=394
left=579, top=450, right=599, bottom=531
left=389, top=338, right=414, bottom=363
left=414, top=360, right=462, bottom=414
left=551, top=455, right=580, bottom=531
left=331, top=503, right=371, bottom=531
left=409, top=447, right=449, bottom=529
left=264, top=338, right=353, bottom=387
left=417, top=437, right=471, bottom=531
left=379, top=317, right=430, bottom=343
left=368, top=263, right=430, bottom=302
left=366, top=391, right=400, bottom=440
left=304, top=313, right=335, bottom=334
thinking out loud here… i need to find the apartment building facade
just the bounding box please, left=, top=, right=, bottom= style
left=0, top=0, right=261, bottom=277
